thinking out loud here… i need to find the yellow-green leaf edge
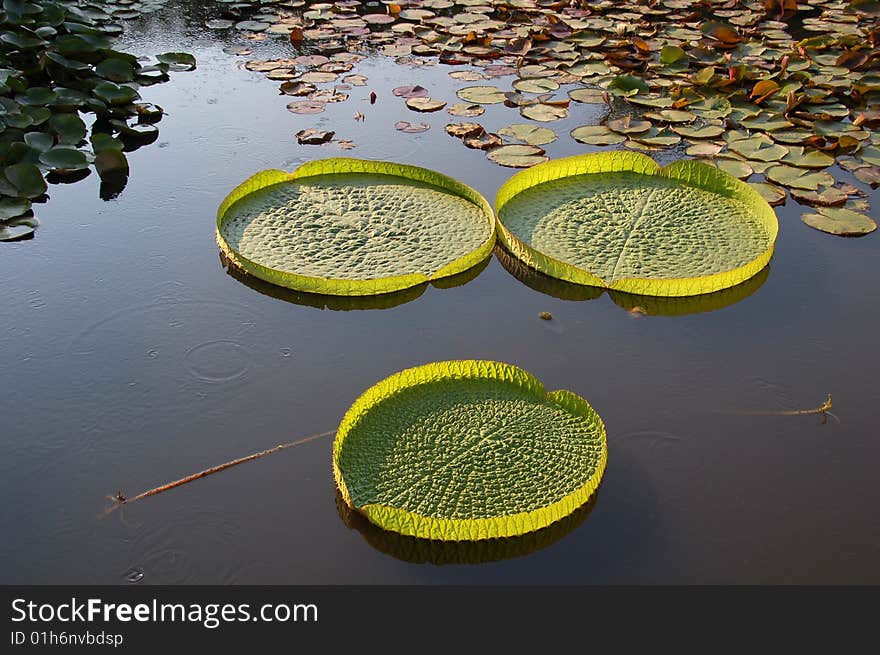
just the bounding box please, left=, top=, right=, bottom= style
left=494, top=151, right=780, bottom=297
left=333, top=360, right=608, bottom=541
left=216, top=158, right=497, bottom=296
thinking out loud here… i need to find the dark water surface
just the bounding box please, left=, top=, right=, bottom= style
left=2, top=6, right=878, bottom=584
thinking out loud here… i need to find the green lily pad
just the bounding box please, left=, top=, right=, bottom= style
left=487, top=145, right=548, bottom=168
left=456, top=85, right=506, bottom=104
left=790, top=187, right=849, bottom=207
left=765, top=165, right=835, bottom=190
left=520, top=103, right=568, bottom=122
left=406, top=97, right=446, bottom=112
left=333, top=360, right=607, bottom=540
left=715, top=159, right=754, bottom=180
left=781, top=146, right=836, bottom=169
left=94, top=148, right=129, bottom=177
left=156, top=52, right=196, bottom=71
left=495, top=152, right=778, bottom=296
left=93, top=81, right=140, bottom=105
left=0, top=215, right=38, bottom=242
left=95, top=58, right=135, bottom=82
left=645, top=109, right=696, bottom=124
left=39, top=147, right=89, bottom=171
left=801, top=207, right=877, bottom=236
left=447, top=102, right=485, bottom=117
left=671, top=124, right=726, bottom=139
left=568, top=88, right=607, bottom=104
left=607, top=74, right=649, bottom=97
left=0, top=197, right=31, bottom=220
left=607, top=117, right=652, bottom=135
left=513, top=77, right=560, bottom=93
left=750, top=182, right=787, bottom=207
left=5, top=163, right=47, bottom=198
left=216, top=159, right=496, bottom=296
left=570, top=125, right=626, bottom=146
left=728, top=136, right=789, bottom=162
left=497, top=124, right=557, bottom=146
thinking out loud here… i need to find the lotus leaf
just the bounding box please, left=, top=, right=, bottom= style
left=333, top=360, right=607, bottom=540
left=217, top=159, right=495, bottom=296
left=494, top=152, right=778, bottom=297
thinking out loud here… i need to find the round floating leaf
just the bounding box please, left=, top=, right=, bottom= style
left=487, top=145, right=548, bottom=168
left=286, top=100, right=326, bottom=114
left=295, top=129, right=334, bottom=145
left=456, top=85, right=506, bottom=104
left=39, top=147, right=89, bottom=171
left=781, top=146, right=836, bottom=169
left=790, top=187, right=849, bottom=207
left=607, top=74, right=649, bottom=97
left=497, top=124, right=556, bottom=146
left=715, top=158, right=754, bottom=180
left=155, top=52, right=196, bottom=71
left=568, top=88, right=607, bottom=104
left=93, top=81, right=140, bottom=105
left=445, top=122, right=484, bottom=139
left=801, top=207, right=877, bottom=236
left=765, top=165, right=834, bottom=190
left=406, top=97, right=446, bottom=112
left=570, top=125, right=626, bottom=146
left=95, top=58, right=135, bottom=82
left=333, top=360, right=607, bottom=540
left=607, top=117, right=652, bottom=135
left=94, top=148, right=129, bottom=177
left=216, top=159, right=496, bottom=296
left=5, top=163, right=47, bottom=198
left=0, top=215, right=38, bottom=242
left=672, top=124, right=726, bottom=139
left=447, top=102, right=484, bottom=117
left=495, top=152, right=779, bottom=297
left=513, top=77, right=559, bottom=93
left=394, top=121, right=430, bottom=133
left=392, top=85, right=429, bottom=98
left=750, top=182, right=787, bottom=207
left=520, top=103, right=567, bottom=122
left=0, top=197, right=31, bottom=220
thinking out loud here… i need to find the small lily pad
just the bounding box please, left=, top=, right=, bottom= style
left=447, top=103, right=485, bottom=117
left=750, top=182, right=787, bottom=207
left=513, top=77, right=560, bottom=93
left=4, top=163, right=47, bottom=198
left=456, top=85, right=506, bottom=104
left=520, top=103, right=567, bottom=122
left=39, top=147, right=89, bottom=171
left=568, top=88, right=607, bottom=104
left=571, top=125, right=626, bottom=146
left=296, top=129, right=335, bottom=145
left=801, top=207, right=876, bottom=236
left=395, top=121, right=430, bottom=133
left=497, top=124, right=556, bottom=146
left=487, top=145, right=548, bottom=168
left=765, top=165, right=835, bottom=190
left=406, top=97, right=446, bottom=112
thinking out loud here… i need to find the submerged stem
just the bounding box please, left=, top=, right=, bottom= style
left=106, top=429, right=334, bottom=511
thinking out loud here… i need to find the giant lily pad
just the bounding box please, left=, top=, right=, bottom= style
left=333, top=360, right=607, bottom=541
left=494, top=152, right=778, bottom=297
left=217, top=159, right=496, bottom=296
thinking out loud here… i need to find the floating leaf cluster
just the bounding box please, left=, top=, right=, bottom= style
left=217, top=0, right=877, bottom=236
left=0, top=0, right=193, bottom=241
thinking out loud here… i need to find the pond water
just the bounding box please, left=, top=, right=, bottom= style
left=1, top=2, right=878, bottom=584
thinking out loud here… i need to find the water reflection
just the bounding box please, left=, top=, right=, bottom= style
left=220, top=251, right=490, bottom=311
left=495, top=245, right=770, bottom=316
left=336, top=489, right=597, bottom=565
